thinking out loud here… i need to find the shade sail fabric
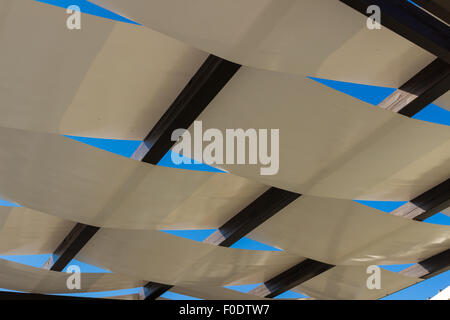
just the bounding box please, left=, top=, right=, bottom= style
left=171, top=285, right=267, bottom=300
left=0, top=126, right=267, bottom=230
left=76, top=228, right=303, bottom=287
left=0, top=0, right=207, bottom=139
left=247, top=195, right=450, bottom=266
left=0, top=207, right=75, bottom=255
left=293, top=265, right=421, bottom=300
left=108, top=294, right=142, bottom=300
left=183, top=68, right=450, bottom=200
left=90, top=0, right=434, bottom=87
left=434, top=92, right=450, bottom=112
left=0, top=258, right=145, bottom=294
left=442, top=208, right=450, bottom=217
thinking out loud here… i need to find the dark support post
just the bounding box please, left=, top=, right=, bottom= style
left=132, top=55, right=241, bottom=164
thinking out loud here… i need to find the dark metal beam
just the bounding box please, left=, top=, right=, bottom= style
left=132, top=55, right=241, bottom=164
left=143, top=187, right=300, bottom=300
left=45, top=55, right=241, bottom=293
left=136, top=55, right=241, bottom=299
left=248, top=259, right=334, bottom=298
left=340, top=0, right=450, bottom=63
left=378, top=58, right=450, bottom=117
left=413, top=0, right=450, bottom=24
left=399, top=249, right=450, bottom=279
left=203, top=187, right=301, bottom=247
left=43, top=223, right=99, bottom=271
left=390, top=178, right=450, bottom=221
left=140, top=282, right=174, bottom=300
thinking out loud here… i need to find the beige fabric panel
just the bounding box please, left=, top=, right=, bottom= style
left=0, top=258, right=145, bottom=294
left=186, top=68, right=450, bottom=200
left=0, top=127, right=266, bottom=230
left=0, top=0, right=113, bottom=134
left=108, top=294, right=141, bottom=300
left=442, top=208, right=450, bottom=217
left=247, top=195, right=450, bottom=266
left=0, top=207, right=75, bottom=255
left=0, top=0, right=206, bottom=140
left=90, top=0, right=434, bottom=87
left=59, top=22, right=207, bottom=139
left=77, top=228, right=303, bottom=287
left=293, top=266, right=421, bottom=300
left=172, top=285, right=266, bottom=300
left=434, top=92, right=450, bottom=112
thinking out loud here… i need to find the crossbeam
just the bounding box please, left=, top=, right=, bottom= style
left=248, top=259, right=334, bottom=298
left=390, top=178, right=450, bottom=221
left=399, top=249, right=450, bottom=279
left=43, top=223, right=99, bottom=271
left=378, top=58, right=450, bottom=117
left=132, top=55, right=241, bottom=164
left=203, top=187, right=300, bottom=247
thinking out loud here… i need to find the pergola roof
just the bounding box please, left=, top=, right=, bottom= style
left=0, top=0, right=448, bottom=300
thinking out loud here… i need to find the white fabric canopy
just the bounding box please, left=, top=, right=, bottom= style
left=0, top=126, right=267, bottom=230
left=293, top=265, right=421, bottom=300
left=247, top=195, right=450, bottom=265
left=0, top=0, right=206, bottom=140
left=434, top=92, right=450, bottom=112
left=0, top=258, right=145, bottom=294
left=77, top=228, right=303, bottom=287
left=184, top=68, right=450, bottom=200
left=171, top=285, right=266, bottom=300
left=442, top=208, right=450, bottom=217
left=0, top=207, right=74, bottom=255
left=90, top=0, right=434, bottom=87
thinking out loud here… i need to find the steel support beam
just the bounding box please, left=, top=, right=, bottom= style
left=248, top=259, right=334, bottom=298
left=391, top=178, right=450, bottom=220
left=132, top=55, right=241, bottom=164
left=43, top=223, right=99, bottom=271
left=203, top=187, right=301, bottom=247
left=137, top=55, right=240, bottom=299
left=378, top=58, right=450, bottom=117
left=399, top=249, right=450, bottom=279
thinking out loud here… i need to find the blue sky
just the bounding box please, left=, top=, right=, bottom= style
left=0, top=0, right=447, bottom=300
